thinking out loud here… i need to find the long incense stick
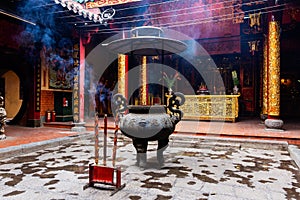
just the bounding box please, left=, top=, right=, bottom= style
left=94, top=113, right=99, bottom=165
left=103, top=114, right=107, bottom=166
left=112, top=124, right=118, bottom=167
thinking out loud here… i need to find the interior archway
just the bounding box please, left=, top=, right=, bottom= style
left=0, top=70, right=23, bottom=121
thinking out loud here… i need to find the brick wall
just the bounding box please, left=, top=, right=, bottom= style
left=41, top=90, right=54, bottom=116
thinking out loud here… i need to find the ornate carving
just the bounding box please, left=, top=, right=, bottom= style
left=178, top=95, right=239, bottom=122
left=262, top=36, right=268, bottom=115
left=268, top=21, right=280, bottom=116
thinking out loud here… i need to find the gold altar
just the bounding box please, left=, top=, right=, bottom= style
left=176, top=95, right=240, bottom=122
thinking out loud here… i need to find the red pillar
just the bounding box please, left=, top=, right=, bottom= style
left=27, top=60, right=41, bottom=127
left=79, top=33, right=86, bottom=123
left=125, top=55, right=129, bottom=101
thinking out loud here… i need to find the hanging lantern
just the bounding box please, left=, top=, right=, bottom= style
left=249, top=12, right=261, bottom=32
left=248, top=40, right=260, bottom=55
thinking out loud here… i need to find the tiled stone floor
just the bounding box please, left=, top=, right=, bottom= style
left=0, top=117, right=300, bottom=199
left=0, top=135, right=299, bottom=199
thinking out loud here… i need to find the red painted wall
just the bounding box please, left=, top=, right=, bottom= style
left=0, top=19, right=23, bottom=49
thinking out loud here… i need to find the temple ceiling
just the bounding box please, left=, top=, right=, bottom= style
left=0, top=0, right=299, bottom=49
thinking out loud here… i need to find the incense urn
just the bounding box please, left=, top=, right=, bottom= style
left=113, top=92, right=185, bottom=168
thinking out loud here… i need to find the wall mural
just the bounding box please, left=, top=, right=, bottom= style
left=47, top=38, right=75, bottom=90
left=48, top=54, right=74, bottom=90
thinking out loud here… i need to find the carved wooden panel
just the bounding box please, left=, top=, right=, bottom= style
left=175, top=95, right=240, bottom=122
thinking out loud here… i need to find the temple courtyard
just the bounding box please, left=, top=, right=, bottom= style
left=0, top=126, right=300, bottom=200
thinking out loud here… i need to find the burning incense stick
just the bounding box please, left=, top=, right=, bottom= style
left=103, top=114, right=107, bottom=166
left=94, top=113, right=99, bottom=165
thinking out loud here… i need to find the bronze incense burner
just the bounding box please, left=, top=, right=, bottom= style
left=104, top=26, right=187, bottom=168
left=113, top=92, right=185, bottom=168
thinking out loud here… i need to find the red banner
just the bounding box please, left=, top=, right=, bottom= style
left=86, top=0, right=141, bottom=9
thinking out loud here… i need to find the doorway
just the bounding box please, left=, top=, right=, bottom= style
left=1, top=70, right=23, bottom=121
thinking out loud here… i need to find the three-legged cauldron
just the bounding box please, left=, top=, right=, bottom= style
left=113, top=92, right=185, bottom=168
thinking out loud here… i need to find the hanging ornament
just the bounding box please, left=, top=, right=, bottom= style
left=248, top=40, right=260, bottom=55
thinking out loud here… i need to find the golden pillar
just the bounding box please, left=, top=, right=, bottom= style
left=262, top=35, right=268, bottom=117
left=265, top=20, right=283, bottom=129
left=140, top=56, right=147, bottom=105
left=118, top=54, right=127, bottom=97
left=267, top=21, right=280, bottom=117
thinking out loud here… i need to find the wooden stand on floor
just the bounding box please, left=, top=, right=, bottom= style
left=83, top=115, right=125, bottom=196
left=85, top=164, right=124, bottom=195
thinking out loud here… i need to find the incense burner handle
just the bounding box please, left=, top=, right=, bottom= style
left=167, top=92, right=185, bottom=124
left=112, top=93, right=128, bottom=120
